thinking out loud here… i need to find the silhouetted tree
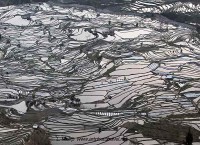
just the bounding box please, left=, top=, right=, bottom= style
left=122, top=137, right=128, bottom=142
left=98, top=127, right=102, bottom=133
left=135, top=23, right=138, bottom=27
left=108, top=20, right=111, bottom=25
left=186, top=128, right=193, bottom=145
left=6, top=39, right=10, bottom=44
left=17, top=43, right=21, bottom=48
left=121, top=22, right=123, bottom=27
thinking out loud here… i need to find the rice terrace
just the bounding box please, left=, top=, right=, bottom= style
left=0, top=0, right=200, bottom=144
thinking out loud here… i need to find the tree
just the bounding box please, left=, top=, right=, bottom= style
left=186, top=128, right=193, bottom=145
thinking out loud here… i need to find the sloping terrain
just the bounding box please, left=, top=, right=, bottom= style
left=0, top=1, right=200, bottom=145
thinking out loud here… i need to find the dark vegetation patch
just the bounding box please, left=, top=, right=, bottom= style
left=122, top=120, right=200, bottom=143
left=161, top=12, right=200, bottom=25
left=103, top=64, right=117, bottom=77
left=25, top=128, right=51, bottom=145
left=20, top=108, right=63, bottom=123
left=167, top=113, right=200, bottom=119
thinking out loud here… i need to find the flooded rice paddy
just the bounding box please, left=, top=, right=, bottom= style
left=0, top=1, right=200, bottom=145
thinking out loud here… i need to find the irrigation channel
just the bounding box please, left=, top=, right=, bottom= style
left=0, top=1, right=200, bottom=145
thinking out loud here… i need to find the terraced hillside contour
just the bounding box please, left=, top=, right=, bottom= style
left=0, top=1, right=200, bottom=145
